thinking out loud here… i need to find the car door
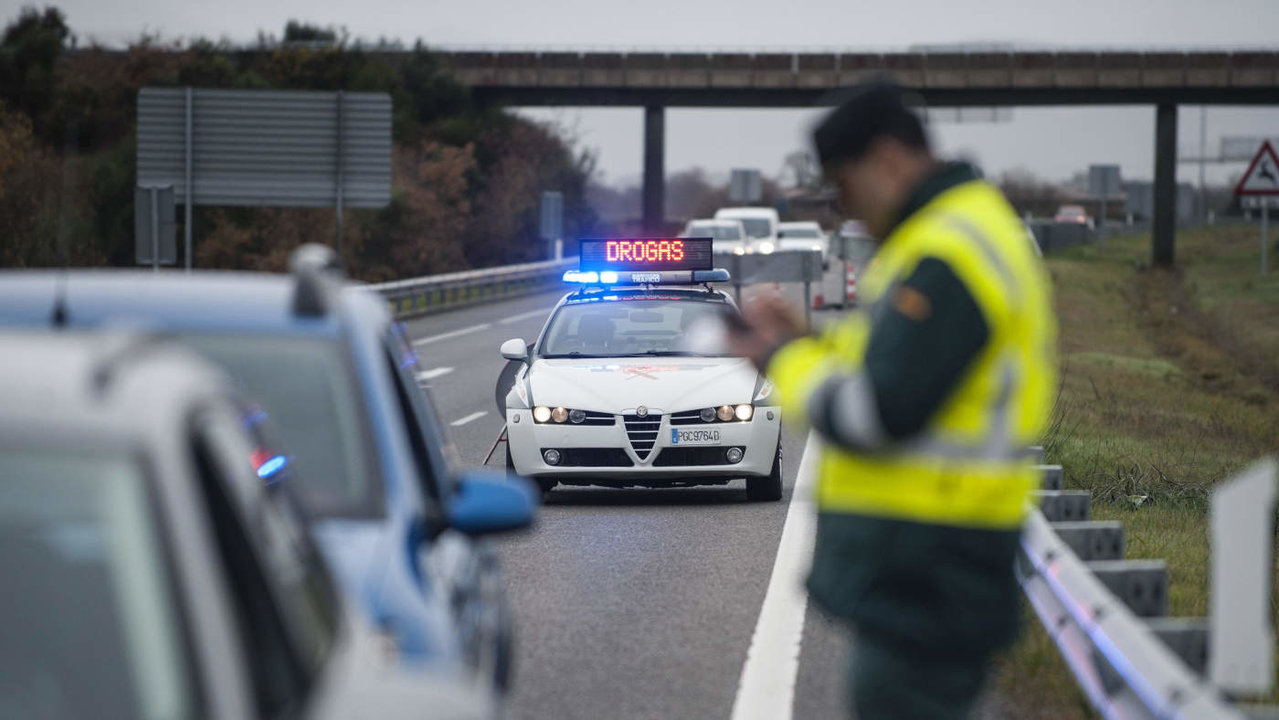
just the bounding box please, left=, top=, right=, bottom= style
left=383, top=324, right=514, bottom=692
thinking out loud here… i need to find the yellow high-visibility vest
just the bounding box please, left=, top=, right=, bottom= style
left=768, top=180, right=1057, bottom=530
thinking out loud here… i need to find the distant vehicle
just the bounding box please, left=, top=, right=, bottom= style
left=501, top=238, right=784, bottom=502
left=777, top=221, right=831, bottom=267
left=1053, top=204, right=1093, bottom=229
left=0, top=332, right=493, bottom=720
left=821, top=221, right=877, bottom=309
left=715, top=206, right=780, bottom=254
left=0, top=246, right=537, bottom=699
left=681, top=218, right=749, bottom=255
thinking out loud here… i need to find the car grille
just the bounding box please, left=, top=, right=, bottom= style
left=653, top=447, right=741, bottom=467
left=548, top=448, right=634, bottom=467
left=622, top=414, right=662, bottom=460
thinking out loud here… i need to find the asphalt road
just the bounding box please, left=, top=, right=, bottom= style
left=403, top=284, right=855, bottom=720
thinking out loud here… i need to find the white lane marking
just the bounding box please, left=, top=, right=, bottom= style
left=415, top=367, right=454, bottom=382
left=730, top=432, right=820, bottom=720
left=412, top=323, right=492, bottom=346
left=450, top=411, right=488, bottom=427
left=498, top=309, right=550, bottom=325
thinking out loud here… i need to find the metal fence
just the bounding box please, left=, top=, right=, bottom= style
left=368, top=258, right=575, bottom=319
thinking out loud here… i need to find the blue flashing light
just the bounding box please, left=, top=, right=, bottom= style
left=599, top=271, right=619, bottom=284
left=563, top=270, right=600, bottom=284
left=256, top=455, right=288, bottom=480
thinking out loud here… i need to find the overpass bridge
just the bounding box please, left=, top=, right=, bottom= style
left=442, top=49, right=1279, bottom=265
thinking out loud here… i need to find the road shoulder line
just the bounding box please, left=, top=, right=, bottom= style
left=729, top=431, right=819, bottom=720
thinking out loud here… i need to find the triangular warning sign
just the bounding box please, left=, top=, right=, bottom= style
left=1235, top=141, right=1279, bottom=196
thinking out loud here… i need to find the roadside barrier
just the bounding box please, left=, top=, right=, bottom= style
left=368, top=258, right=575, bottom=319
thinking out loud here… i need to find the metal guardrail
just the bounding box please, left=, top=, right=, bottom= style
left=1019, top=461, right=1264, bottom=720
left=368, top=258, right=575, bottom=319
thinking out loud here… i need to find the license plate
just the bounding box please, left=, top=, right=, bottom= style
left=671, top=428, right=721, bottom=446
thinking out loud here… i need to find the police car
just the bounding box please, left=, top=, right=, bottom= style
left=498, top=238, right=783, bottom=501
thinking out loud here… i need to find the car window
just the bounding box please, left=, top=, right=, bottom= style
left=384, top=324, right=460, bottom=505
left=191, top=412, right=309, bottom=719
left=197, top=404, right=340, bottom=674
left=734, top=218, right=772, bottom=239
left=0, top=449, right=193, bottom=720
left=179, top=334, right=382, bottom=519
left=541, top=300, right=736, bottom=357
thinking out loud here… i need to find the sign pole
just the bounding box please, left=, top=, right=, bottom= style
left=184, top=87, right=193, bottom=272
left=150, top=186, right=160, bottom=273
left=1263, top=203, right=1270, bottom=277
left=335, top=90, right=345, bottom=260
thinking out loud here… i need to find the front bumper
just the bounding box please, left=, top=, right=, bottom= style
left=506, top=406, right=781, bottom=487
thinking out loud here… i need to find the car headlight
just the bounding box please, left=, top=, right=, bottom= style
left=569, top=409, right=586, bottom=424
left=699, top=407, right=717, bottom=423
left=734, top=404, right=753, bottom=421
left=717, top=405, right=734, bottom=422
left=533, top=406, right=552, bottom=423
left=757, top=242, right=775, bottom=254
left=551, top=407, right=569, bottom=423
left=733, top=246, right=746, bottom=256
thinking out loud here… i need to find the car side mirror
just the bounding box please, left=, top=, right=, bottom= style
left=446, top=470, right=539, bottom=536
left=500, top=338, right=529, bottom=362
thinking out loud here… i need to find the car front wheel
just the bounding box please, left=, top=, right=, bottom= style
left=745, top=438, right=783, bottom=502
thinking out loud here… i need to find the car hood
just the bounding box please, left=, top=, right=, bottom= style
left=525, top=356, right=762, bottom=414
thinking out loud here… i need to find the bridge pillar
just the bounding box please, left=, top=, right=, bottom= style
left=1152, top=103, right=1177, bottom=267
left=643, top=105, right=665, bottom=234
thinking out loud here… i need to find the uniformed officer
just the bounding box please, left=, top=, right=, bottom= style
left=726, top=82, right=1057, bottom=719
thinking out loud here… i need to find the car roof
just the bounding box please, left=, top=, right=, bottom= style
left=715, top=207, right=778, bottom=218
left=686, top=218, right=740, bottom=227
left=0, top=269, right=365, bottom=337
left=778, top=221, right=822, bottom=228
left=560, top=287, right=733, bottom=306
left=0, top=331, right=231, bottom=451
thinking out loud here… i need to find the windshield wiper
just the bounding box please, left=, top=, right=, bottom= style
left=542, top=351, right=608, bottom=359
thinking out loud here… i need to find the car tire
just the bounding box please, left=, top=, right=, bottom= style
left=746, top=439, right=783, bottom=502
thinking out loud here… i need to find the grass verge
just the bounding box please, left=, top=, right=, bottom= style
left=989, top=225, right=1279, bottom=718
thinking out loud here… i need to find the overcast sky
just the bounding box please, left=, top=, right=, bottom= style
left=28, top=0, right=1279, bottom=187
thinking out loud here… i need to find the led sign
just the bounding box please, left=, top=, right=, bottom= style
left=580, top=237, right=713, bottom=272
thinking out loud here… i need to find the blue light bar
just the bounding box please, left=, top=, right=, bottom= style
left=693, top=269, right=731, bottom=283
left=256, top=455, right=288, bottom=480
left=563, top=268, right=732, bottom=286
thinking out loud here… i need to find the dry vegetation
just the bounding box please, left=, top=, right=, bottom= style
left=989, top=225, right=1279, bottom=718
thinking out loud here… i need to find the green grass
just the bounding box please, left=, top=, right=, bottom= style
left=990, top=225, right=1279, bottom=717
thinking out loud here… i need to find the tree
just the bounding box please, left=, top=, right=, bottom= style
left=0, top=6, right=72, bottom=142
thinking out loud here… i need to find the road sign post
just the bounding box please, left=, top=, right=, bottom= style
left=540, top=191, right=564, bottom=260
left=1234, top=140, right=1279, bottom=277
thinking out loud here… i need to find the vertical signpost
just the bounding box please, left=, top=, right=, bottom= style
left=540, top=191, right=564, bottom=260
left=729, top=169, right=763, bottom=204
left=1088, top=164, right=1121, bottom=248
left=1234, top=141, right=1279, bottom=277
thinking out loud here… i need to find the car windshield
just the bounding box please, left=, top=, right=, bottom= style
left=0, top=450, right=192, bottom=720
left=688, top=223, right=741, bottom=241
left=180, top=334, right=380, bottom=519
left=779, top=227, right=821, bottom=239
left=541, top=299, right=738, bottom=358
left=735, top=218, right=772, bottom=239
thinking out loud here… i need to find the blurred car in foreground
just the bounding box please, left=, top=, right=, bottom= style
left=680, top=218, right=749, bottom=255
left=0, top=332, right=492, bottom=719
left=777, top=221, right=830, bottom=267
left=714, top=206, right=780, bottom=254
left=0, top=246, right=536, bottom=699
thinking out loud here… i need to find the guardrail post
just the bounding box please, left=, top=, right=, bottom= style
left=1050, top=521, right=1125, bottom=561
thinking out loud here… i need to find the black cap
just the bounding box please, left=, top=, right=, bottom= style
left=812, top=80, right=929, bottom=171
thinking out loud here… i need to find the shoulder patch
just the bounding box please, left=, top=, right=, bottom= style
left=891, top=285, right=932, bottom=321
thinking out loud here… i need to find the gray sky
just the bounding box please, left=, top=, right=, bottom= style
left=28, top=0, right=1279, bottom=187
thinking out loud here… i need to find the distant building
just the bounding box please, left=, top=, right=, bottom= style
left=1123, top=181, right=1195, bottom=221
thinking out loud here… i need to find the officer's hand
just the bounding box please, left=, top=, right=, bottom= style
left=726, top=295, right=805, bottom=370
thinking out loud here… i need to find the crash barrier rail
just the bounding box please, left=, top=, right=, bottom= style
left=1020, top=457, right=1278, bottom=719
left=370, top=251, right=828, bottom=320
left=368, top=258, right=576, bottom=319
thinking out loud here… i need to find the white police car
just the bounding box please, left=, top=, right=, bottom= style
left=498, top=238, right=783, bottom=501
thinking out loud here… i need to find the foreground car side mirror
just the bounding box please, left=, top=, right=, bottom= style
left=500, top=338, right=529, bottom=362
left=447, top=470, right=539, bottom=536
